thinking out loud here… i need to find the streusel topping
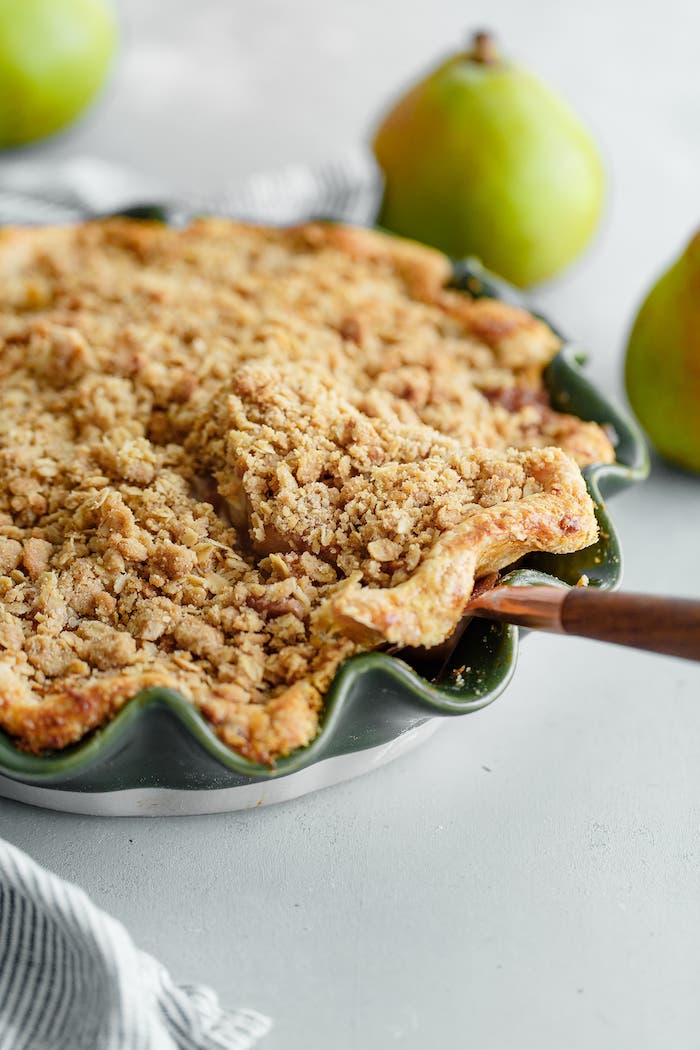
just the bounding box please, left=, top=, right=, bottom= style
left=0, top=219, right=608, bottom=761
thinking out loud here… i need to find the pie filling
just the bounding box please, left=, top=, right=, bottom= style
left=0, top=219, right=611, bottom=763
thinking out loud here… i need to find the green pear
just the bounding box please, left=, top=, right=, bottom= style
left=625, top=233, right=700, bottom=473
left=0, top=0, right=117, bottom=148
left=372, top=32, right=605, bottom=287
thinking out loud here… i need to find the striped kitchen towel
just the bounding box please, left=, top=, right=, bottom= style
left=0, top=147, right=383, bottom=1050
left=0, top=148, right=383, bottom=227
left=0, top=839, right=270, bottom=1050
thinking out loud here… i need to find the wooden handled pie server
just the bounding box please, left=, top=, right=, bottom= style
left=466, top=585, right=700, bottom=662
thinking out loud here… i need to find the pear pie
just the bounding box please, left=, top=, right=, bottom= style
left=0, top=219, right=611, bottom=762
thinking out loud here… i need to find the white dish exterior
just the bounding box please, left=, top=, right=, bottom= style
left=0, top=721, right=439, bottom=816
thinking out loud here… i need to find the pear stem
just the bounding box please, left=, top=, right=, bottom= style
left=471, top=31, right=497, bottom=65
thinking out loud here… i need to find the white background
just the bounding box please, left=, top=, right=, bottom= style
left=1, top=1, right=700, bottom=1046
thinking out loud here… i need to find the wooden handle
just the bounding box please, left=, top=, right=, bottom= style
left=467, top=586, right=700, bottom=662
left=561, top=590, right=700, bottom=661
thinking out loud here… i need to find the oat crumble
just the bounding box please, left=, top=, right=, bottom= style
left=0, top=219, right=608, bottom=762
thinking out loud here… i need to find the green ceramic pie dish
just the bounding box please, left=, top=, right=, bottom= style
left=0, top=242, right=649, bottom=798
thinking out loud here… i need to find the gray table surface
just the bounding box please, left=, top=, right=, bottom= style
left=2, top=2, right=700, bottom=1047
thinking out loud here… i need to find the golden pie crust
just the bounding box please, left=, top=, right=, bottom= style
left=0, top=219, right=611, bottom=762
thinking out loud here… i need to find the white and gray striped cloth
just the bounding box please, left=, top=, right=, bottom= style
left=0, top=149, right=383, bottom=1050
left=0, top=840, right=270, bottom=1050
left=0, top=148, right=383, bottom=228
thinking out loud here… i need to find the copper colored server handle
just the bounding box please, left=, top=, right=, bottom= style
left=466, top=586, right=700, bottom=662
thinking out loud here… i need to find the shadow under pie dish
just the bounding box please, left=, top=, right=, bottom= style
left=0, top=217, right=648, bottom=799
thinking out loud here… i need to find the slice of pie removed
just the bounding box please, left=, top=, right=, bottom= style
left=193, top=362, right=599, bottom=651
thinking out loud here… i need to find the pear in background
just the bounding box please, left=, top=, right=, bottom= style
left=0, top=0, right=116, bottom=148
left=625, top=234, right=700, bottom=473
left=373, top=32, right=605, bottom=287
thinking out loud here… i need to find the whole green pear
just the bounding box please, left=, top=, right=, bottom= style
left=0, top=0, right=117, bottom=148
left=625, top=233, right=700, bottom=473
left=373, top=32, right=605, bottom=287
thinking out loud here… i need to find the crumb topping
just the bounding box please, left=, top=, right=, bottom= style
left=0, top=219, right=609, bottom=762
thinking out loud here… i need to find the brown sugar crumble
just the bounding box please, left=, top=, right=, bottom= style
left=0, top=219, right=611, bottom=763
